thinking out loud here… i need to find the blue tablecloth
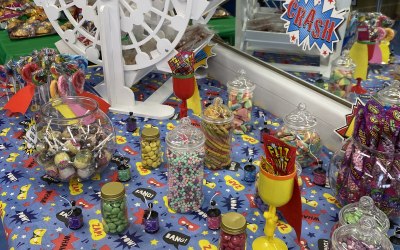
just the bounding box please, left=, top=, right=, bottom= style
left=0, top=68, right=397, bottom=250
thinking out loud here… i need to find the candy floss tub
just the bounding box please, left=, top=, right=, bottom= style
left=34, top=96, right=115, bottom=182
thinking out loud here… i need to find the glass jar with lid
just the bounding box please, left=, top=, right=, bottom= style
left=376, top=80, right=400, bottom=107
left=101, top=182, right=129, bottom=234
left=227, top=70, right=256, bottom=134
left=201, top=97, right=234, bottom=170
left=219, top=212, right=247, bottom=250
left=166, top=117, right=205, bottom=213
left=276, top=103, right=322, bottom=168
left=330, top=50, right=356, bottom=98
left=331, top=217, right=394, bottom=250
left=141, top=126, right=162, bottom=169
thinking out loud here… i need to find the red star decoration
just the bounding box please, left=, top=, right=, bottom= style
left=23, top=202, right=30, bottom=207
left=51, top=233, right=79, bottom=249
left=12, top=185, right=18, bottom=190
left=291, top=35, right=296, bottom=41
left=133, top=208, right=145, bottom=224
left=323, top=50, right=328, bottom=55
left=34, top=189, right=59, bottom=204
left=100, top=246, right=111, bottom=250
left=108, top=171, right=118, bottom=182
left=328, top=0, right=334, bottom=3
left=24, top=227, right=31, bottom=232
left=302, top=210, right=321, bottom=225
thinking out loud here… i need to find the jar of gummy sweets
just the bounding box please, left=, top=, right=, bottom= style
left=331, top=217, right=394, bottom=250
left=276, top=103, right=322, bottom=168
left=227, top=70, right=256, bottom=134
left=219, top=212, right=247, bottom=250
left=330, top=50, right=356, bottom=98
left=101, top=182, right=129, bottom=234
left=141, top=126, right=162, bottom=169
left=166, top=117, right=205, bottom=213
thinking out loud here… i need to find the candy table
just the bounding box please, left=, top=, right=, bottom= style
left=0, top=67, right=397, bottom=250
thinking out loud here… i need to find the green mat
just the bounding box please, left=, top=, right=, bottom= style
left=0, top=30, right=60, bottom=64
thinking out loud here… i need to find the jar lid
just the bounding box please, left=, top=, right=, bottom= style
left=221, top=212, right=247, bottom=235
left=332, top=217, right=394, bottom=250
left=166, top=117, right=205, bottom=150
left=339, top=196, right=390, bottom=233
left=284, top=103, right=317, bottom=130
left=333, top=50, right=356, bottom=69
left=227, top=69, right=256, bottom=92
left=377, top=80, right=400, bottom=106
left=202, top=97, right=233, bottom=124
left=101, top=182, right=125, bottom=200
left=141, top=127, right=160, bottom=140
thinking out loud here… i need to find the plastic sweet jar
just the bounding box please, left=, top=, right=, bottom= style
left=141, top=126, right=162, bottom=169
left=330, top=50, right=356, bottom=98
left=276, top=103, right=322, bottom=168
left=166, top=117, right=205, bottom=213
left=219, top=212, right=247, bottom=250
left=34, top=96, right=115, bottom=182
left=100, top=182, right=129, bottom=234
left=331, top=196, right=390, bottom=236
left=227, top=70, right=256, bottom=134
left=331, top=217, right=394, bottom=250
left=201, top=97, right=234, bottom=170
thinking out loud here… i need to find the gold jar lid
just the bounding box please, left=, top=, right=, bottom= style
left=142, top=127, right=160, bottom=140
left=221, top=212, right=247, bottom=235
left=101, top=182, right=125, bottom=201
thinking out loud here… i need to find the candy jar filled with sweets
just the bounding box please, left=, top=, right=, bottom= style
left=334, top=196, right=390, bottom=235
left=276, top=103, right=322, bottom=168
left=331, top=217, right=394, bottom=250
left=376, top=80, right=400, bottom=107
left=201, top=97, right=234, bottom=170
left=330, top=50, right=356, bottom=98
left=34, top=96, right=115, bottom=182
left=219, top=212, right=247, bottom=250
left=227, top=70, right=256, bottom=134
left=141, top=126, right=162, bottom=170
left=101, top=182, right=129, bottom=234
left=166, top=117, right=205, bottom=213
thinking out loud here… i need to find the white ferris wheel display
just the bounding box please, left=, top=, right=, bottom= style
left=38, top=0, right=222, bottom=119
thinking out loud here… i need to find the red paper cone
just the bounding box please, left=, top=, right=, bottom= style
left=4, top=84, right=35, bottom=115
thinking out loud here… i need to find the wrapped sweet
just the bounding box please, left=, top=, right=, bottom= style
left=330, top=50, right=356, bottom=98
left=34, top=96, right=115, bottom=182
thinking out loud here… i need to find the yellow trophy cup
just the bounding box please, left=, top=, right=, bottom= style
left=252, top=164, right=296, bottom=250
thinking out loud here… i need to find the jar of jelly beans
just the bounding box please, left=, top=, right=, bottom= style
left=101, top=182, right=129, bottom=234
left=276, top=103, right=321, bottom=168
left=141, top=126, right=162, bottom=169
left=219, top=212, right=247, bottom=250
left=331, top=217, right=394, bottom=250
left=330, top=50, right=356, bottom=98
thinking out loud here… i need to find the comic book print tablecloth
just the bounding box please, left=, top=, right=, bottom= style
left=0, top=68, right=396, bottom=250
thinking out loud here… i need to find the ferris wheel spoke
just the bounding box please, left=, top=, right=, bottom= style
left=127, top=32, right=140, bottom=50
left=64, top=2, right=76, bottom=9
left=119, top=0, right=136, bottom=16
left=149, top=6, right=172, bottom=21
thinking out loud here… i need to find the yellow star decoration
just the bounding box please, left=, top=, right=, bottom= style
left=1, top=192, right=7, bottom=196
left=36, top=168, right=40, bottom=171
left=214, top=173, right=219, bottom=176
left=188, top=247, right=194, bottom=250
left=51, top=203, right=56, bottom=206
left=158, top=121, right=163, bottom=125
left=11, top=234, right=18, bottom=240
left=201, top=230, right=208, bottom=236
left=315, top=225, right=320, bottom=230
left=254, top=211, right=260, bottom=216
left=311, top=190, right=317, bottom=195
left=95, top=210, right=101, bottom=215
left=241, top=159, right=247, bottom=163
left=235, top=173, right=241, bottom=177
left=150, top=239, right=158, bottom=246
left=29, top=178, right=35, bottom=181
left=153, top=200, right=159, bottom=204
left=43, top=216, right=51, bottom=222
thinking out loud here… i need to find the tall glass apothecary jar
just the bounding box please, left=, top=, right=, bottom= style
left=166, top=117, right=205, bottom=213
left=276, top=103, right=322, bottom=168
left=101, top=182, right=129, bottom=234
left=330, top=50, right=356, bottom=98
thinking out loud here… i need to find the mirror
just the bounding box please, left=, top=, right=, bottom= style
left=208, top=0, right=399, bottom=106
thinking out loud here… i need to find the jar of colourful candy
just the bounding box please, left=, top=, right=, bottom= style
left=227, top=70, right=256, bottom=134
left=33, top=96, right=115, bottom=182
left=201, top=97, right=234, bottom=170
left=276, top=103, right=321, bottom=168
left=101, top=182, right=129, bottom=234
left=219, top=212, right=247, bottom=250
left=141, top=126, right=162, bottom=169
left=330, top=50, right=356, bottom=98
left=166, top=117, right=205, bottom=213
left=331, top=217, right=394, bottom=250
left=332, top=196, right=390, bottom=236
left=376, top=80, right=400, bottom=107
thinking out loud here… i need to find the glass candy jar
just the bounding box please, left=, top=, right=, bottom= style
left=331, top=217, right=394, bottom=250
left=219, top=212, right=247, bottom=250
left=141, top=126, right=162, bottom=169
left=227, top=70, right=256, bottom=134
left=329, top=139, right=400, bottom=218
left=276, top=103, right=322, bottom=168
left=330, top=50, right=356, bottom=98
left=201, top=97, right=234, bottom=170
left=101, top=182, right=129, bottom=234
left=34, top=96, right=115, bottom=182
left=376, top=80, right=400, bottom=107
left=166, top=117, right=205, bottom=213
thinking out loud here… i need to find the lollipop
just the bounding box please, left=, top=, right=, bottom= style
left=21, top=62, right=40, bottom=83
left=72, top=70, right=85, bottom=94
left=57, top=75, right=69, bottom=96
left=31, top=69, right=47, bottom=86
